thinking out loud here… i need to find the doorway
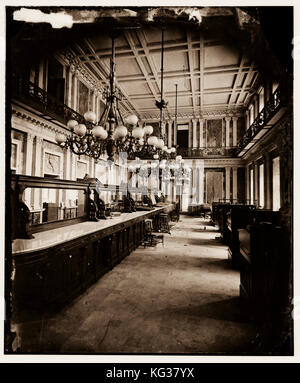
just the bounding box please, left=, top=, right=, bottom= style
left=177, top=124, right=189, bottom=148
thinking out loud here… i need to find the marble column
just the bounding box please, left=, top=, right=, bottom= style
left=232, top=116, right=238, bottom=147
left=92, top=91, right=96, bottom=114
left=245, top=110, right=249, bottom=130
left=33, top=137, right=43, bottom=209
left=24, top=133, right=35, bottom=206
left=192, top=119, right=197, bottom=148
left=254, top=163, right=258, bottom=205
left=167, top=120, right=172, bottom=148
left=191, top=160, right=196, bottom=203
left=90, top=158, right=95, bottom=178
left=225, top=117, right=231, bottom=147
left=232, top=167, right=238, bottom=202
left=64, top=147, right=71, bottom=180
left=173, top=120, right=177, bottom=146
left=71, top=152, right=77, bottom=181
left=67, top=69, right=73, bottom=108
left=225, top=166, right=231, bottom=201
left=245, top=165, right=249, bottom=203
left=198, top=118, right=204, bottom=148
left=161, top=121, right=166, bottom=142
left=38, top=59, right=44, bottom=89
left=264, top=152, right=271, bottom=209
left=73, top=74, right=78, bottom=111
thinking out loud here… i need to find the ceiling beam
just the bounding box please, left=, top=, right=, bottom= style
left=227, top=54, right=246, bottom=106
left=129, top=85, right=253, bottom=100
left=116, top=66, right=258, bottom=82
left=235, top=61, right=255, bottom=105
left=124, top=31, right=160, bottom=102
left=91, top=40, right=230, bottom=60
left=136, top=29, right=172, bottom=119
left=82, top=39, right=141, bottom=117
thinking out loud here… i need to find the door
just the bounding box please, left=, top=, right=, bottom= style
left=205, top=170, right=224, bottom=203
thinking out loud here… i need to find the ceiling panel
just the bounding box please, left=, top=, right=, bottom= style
left=115, top=57, right=143, bottom=76
left=121, top=81, right=151, bottom=96
left=204, top=73, right=235, bottom=90
left=204, top=44, right=240, bottom=68
left=204, top=93, right=229, bottom=105
left=73, top=23, right=259, bottom=119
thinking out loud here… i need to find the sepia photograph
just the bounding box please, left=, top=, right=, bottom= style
left=3, top=4, right=295, bottom=359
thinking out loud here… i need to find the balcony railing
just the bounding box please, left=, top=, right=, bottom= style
left=177, top=147, right=236, bottom=158
left=237, top=86, right=282, bottom=153
left=11, top=74, right=85, bottom=126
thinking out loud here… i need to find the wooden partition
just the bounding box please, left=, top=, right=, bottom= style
left=239, top=220, right=290, bottom=321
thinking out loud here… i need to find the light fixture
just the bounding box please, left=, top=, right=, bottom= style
left=56, top=27, right=177, bottom=162
left=56, top=33, right=146, bottom=161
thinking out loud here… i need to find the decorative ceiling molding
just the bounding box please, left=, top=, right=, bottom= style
left=142, top=107, right=244, bottom=121
left=56, top=49, right=104, bottom=96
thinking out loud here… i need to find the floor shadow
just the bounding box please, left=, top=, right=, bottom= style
left=170, top=296, right=251, bottom=323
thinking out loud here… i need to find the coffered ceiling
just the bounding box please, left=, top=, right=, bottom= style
left=69, top=23, right=259, bottom=121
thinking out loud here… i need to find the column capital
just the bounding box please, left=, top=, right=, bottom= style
left=26, top=132, right=35, bottom=143
left=225, top=116, right=232, bottom=122
left=232, top=116, right=238, bottom=122
left=192, top=119, right=198, bottom=126
left=35, top=136, right=43, bottom=145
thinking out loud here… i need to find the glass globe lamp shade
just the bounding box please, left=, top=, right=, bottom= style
left=115, top=125, right=128, bottom=139
left=132, top=127, right=144, bottom=139
left=144, top=125, right=153, bottom=135
left=176, top=155, right=182, bottom=161
left=84, top=111, right=96, bottom=123
left=74, top=124, right=87, bottom=137
left=167, top=148, right=172, bottom=154
left=148, top=135, right=158, bottom=146
left=171, top=147, right=176, bottom=153
left=126, top=114, right=138, bottom=126
left=67, top=119, right=78, bottom=131
left=156, top=138, right=164, bottom=150
left=92, top=125, right=103, bottom=138
left=55, top=133, right=66, bottom=144
left=153, top=154, right=159, bottom=159
left=163, top=146, right=168, bottom=152
left=92, top=126, right=107, bottom=139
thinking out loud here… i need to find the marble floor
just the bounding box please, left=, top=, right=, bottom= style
left=12, top=216, right=258, bottom=354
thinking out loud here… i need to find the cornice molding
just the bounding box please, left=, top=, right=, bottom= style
left=142, top=108, right=244, bottom=121
left=11, top=108, right=67, bottom=137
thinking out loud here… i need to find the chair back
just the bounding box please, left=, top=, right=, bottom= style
left=144, top=219, right=153, bottom=233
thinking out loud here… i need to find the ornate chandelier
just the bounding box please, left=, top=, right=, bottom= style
left=56, top=29, right=177, bottom=162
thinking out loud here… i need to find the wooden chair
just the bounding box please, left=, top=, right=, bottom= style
left=158, top=213, right=171, bottom=234
left=142, top=219, right=164, bottom=247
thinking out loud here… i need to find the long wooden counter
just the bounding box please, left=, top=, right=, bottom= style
left=12, top=205, right=172, bottom=255
left=11, top=204, right=174, bottom=313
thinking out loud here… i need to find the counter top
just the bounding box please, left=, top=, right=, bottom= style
left=12, top=204, right=173, bottom=255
